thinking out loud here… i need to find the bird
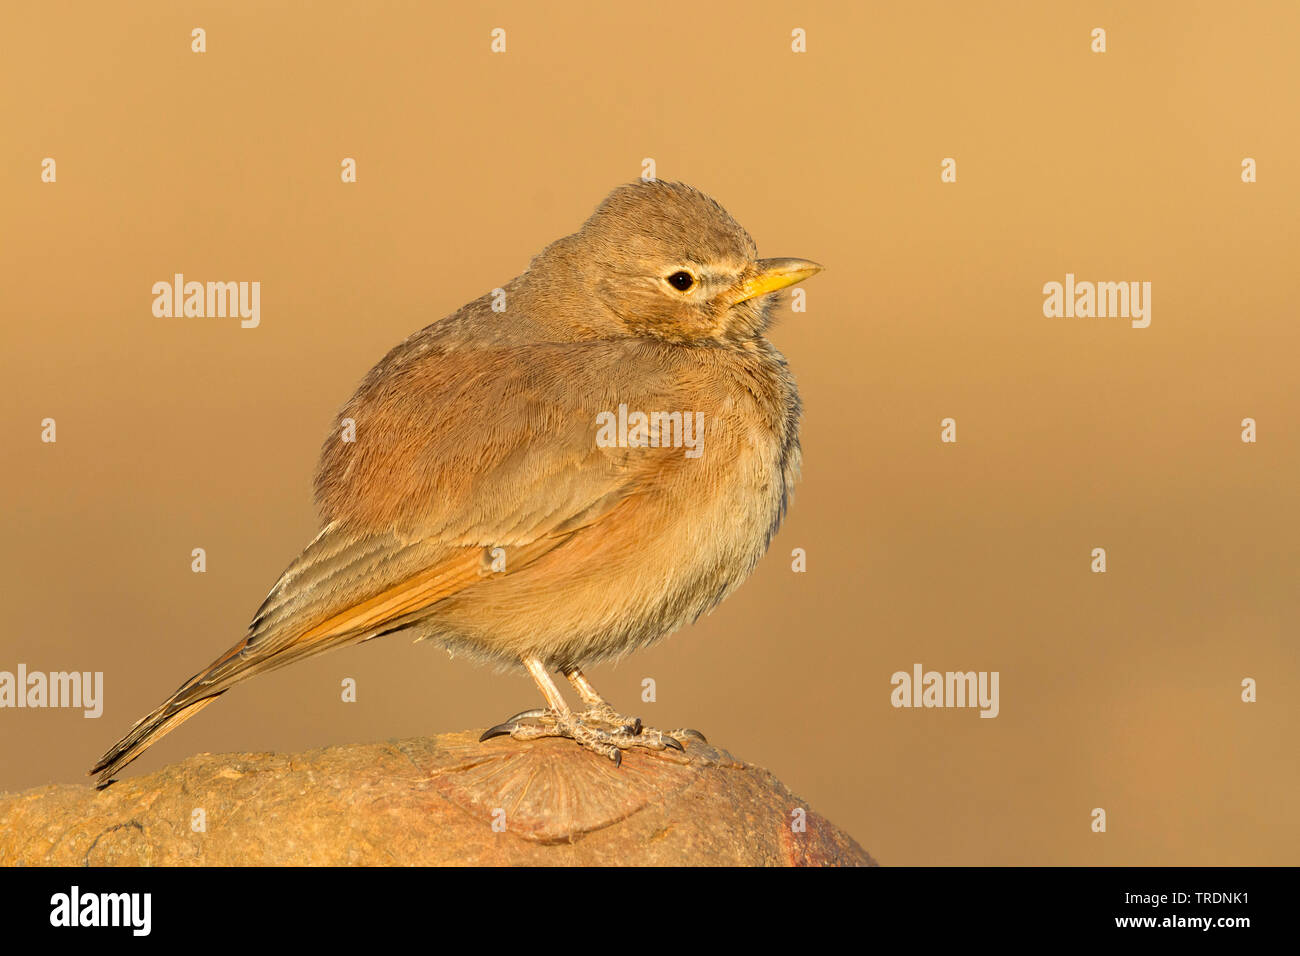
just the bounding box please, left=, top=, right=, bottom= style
left=90, top=180, right=822, bottom=786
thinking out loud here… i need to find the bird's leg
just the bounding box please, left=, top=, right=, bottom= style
left=476, top=657, right=568, bottom=740
left=480, top=656, right=619, bottom=763
left=564, top=667, right=628, bottom=729
left=525, top=656, right=570, bottom=712
left=479, top=659, right=705, bottom=766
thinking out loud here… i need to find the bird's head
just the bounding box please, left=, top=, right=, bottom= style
left=536, top=180, right=822, bottom=345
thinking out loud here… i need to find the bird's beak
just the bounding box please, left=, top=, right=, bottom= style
left=731, top=258, right=824, bottom=304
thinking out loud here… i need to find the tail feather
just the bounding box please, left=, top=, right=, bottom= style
left=89, top=694, right=221, bottom=788
left=87, top=530, right=571, bottom=787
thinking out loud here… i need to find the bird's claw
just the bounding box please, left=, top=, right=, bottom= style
left=479, top=707, right=548, bottom=741
left=618, top=716, right=642, bottom=736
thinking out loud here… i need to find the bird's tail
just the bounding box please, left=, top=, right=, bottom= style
left=89, top=691, right=220, bottom=790
left=89, top=683, right=223, bottom=788
left=88, top=530, right=562, bottom=787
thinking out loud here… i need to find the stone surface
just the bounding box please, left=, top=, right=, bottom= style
left=0, top=731, right=874, bottom=866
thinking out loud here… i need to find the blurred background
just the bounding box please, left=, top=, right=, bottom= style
left=1, top=0, right=1296, bottom=864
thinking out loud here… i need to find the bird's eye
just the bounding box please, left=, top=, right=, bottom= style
left=667, top=270, right=695, bottom=292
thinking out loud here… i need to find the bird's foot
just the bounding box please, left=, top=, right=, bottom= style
left=575, top=703, right=708, bottom=755
left=479, top=706, right=707, bottom=767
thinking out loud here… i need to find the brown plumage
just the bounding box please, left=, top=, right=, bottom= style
left=90, top=180, right=822, bottom=784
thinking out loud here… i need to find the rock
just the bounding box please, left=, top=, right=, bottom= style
left=0, top=731, right=874, bottom=866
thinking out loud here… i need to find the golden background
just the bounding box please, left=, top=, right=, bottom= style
left=2, top=1, right=1296, bottom=864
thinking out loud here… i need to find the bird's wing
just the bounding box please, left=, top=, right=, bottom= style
left=89, top=337, right=690, bottom=783
left=179, top=338, right=688, bottom=700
